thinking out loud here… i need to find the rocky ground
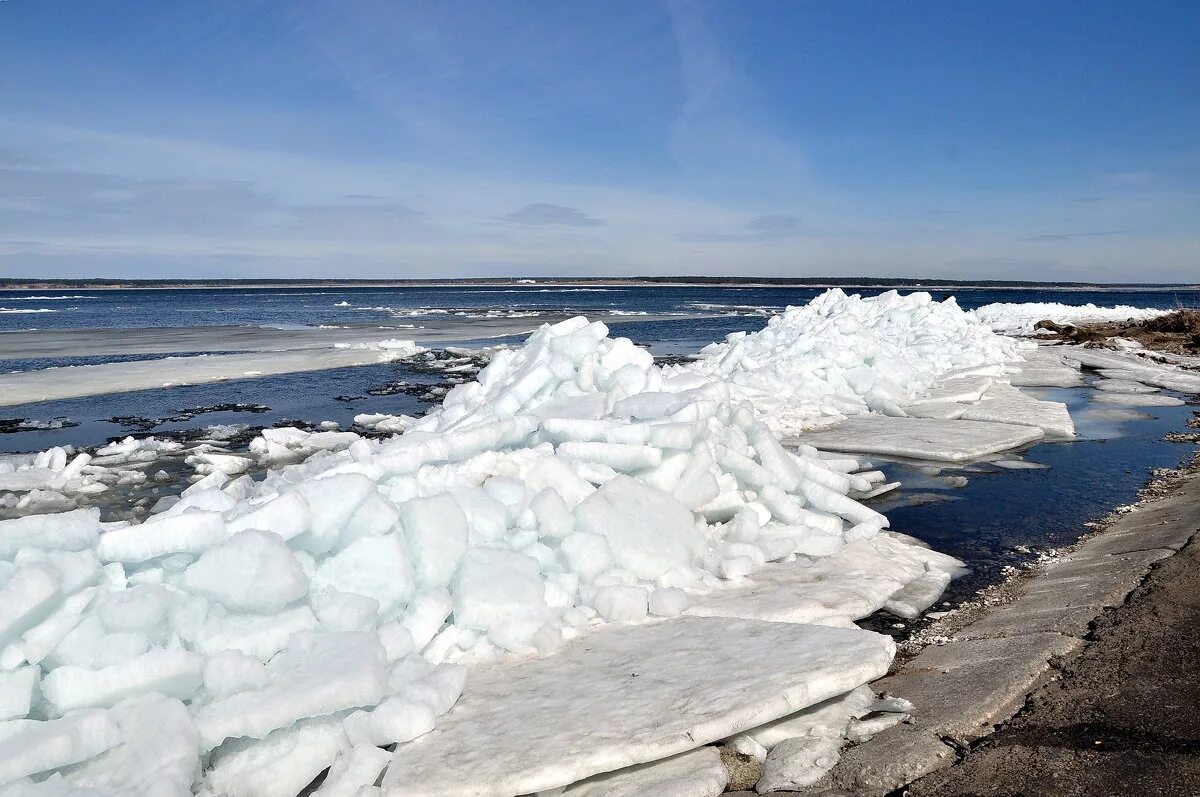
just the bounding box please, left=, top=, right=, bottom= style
left=1036, top=309, right=1200, bottom=355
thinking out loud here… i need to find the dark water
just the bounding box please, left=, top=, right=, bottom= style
left=2, top=284, right=1197, bottom=332
left=875, top=384, right=1197, bottom=602
left=0, top=361, right=433, bottom=453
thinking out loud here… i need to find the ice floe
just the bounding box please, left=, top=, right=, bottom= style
left=791, top=415, right=1045, bottom=462
left=1062, top=346, right=1200, bottom=393
left=379, top=618, right=893, bottom=796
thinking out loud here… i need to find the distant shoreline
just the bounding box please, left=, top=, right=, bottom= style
left=1, top=276, right=1198, bottom=292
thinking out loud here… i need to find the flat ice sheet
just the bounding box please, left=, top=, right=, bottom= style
left=0, top=349, right=407, bottom=407
left=380, top=617, right=893, bottom=796
left=1092, top=391, right=1185, bottom=407
left=0, top=314, right=692, bottom=406
left=958, top=384, right=1075, bottom=437
left=694, top=533, right=962, bottom=624
left=907, top=376, right=994, bottom=406
left=788, top=415, right=1045, bottom=463
left=903, top=402, right=969, bottom=420
left=685, top=538, right=937, bottom=625
left=1062, top=347, right=1200, bottom=393
left=1092, top=379, right=1159, bottom=394
left=986, top=346, right=1083, bottom=388
left=1008, top=366, right=1084, bottom=388
left=561, top=747, right=727, bottom=797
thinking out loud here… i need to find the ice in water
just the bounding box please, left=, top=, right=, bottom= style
left=0, top=289, right=1116, bottom=794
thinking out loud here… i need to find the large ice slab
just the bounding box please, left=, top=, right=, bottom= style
left=1005, top=347, right=1085, bottom=388
left=559, top=747, right=727, bottom=797
left=1092, top=391, right=1185, bottom=407
left=1008, top=366, right=1084, bottom=388
left=380, top=617, right=894, bottom=796
left=789, top=416, right=1044, bottom=462
left=1061, top=347, right=1200, bottom=393
left=907, top=376, right=994, bottom=406
left=59, top=694, right=199, bottom=797
left=0, top=710, right=122, bottom=785
left=687, top=535, right=962, bottom=626
left=958, top=384, right=1075, bottom=437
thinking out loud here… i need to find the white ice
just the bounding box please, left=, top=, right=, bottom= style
left=5, top=289, right=1106, bottom=795
left=791, top=415, right=1045, bottom=462
left=379, top=617, right=894, bottom=796
left=972, top=302, right=1168, bottom=334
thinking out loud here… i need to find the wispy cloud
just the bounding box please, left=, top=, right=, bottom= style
left=1021, top=230, right=1128, bottom=242
left=665, top=0, right=807, bottom=186
left=0, top=161, right=431, bottom=269
left=499, top=203, right=603, bottom=227
left=676, top=213, right=801, bottom=243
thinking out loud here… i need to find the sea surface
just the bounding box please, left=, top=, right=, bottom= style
left=3, top=283, right=1198, bottom=332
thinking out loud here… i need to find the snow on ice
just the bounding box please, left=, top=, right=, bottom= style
left=972, top=301, right=1169, bottom=334
left=0, top=290, right=1104, bottom=795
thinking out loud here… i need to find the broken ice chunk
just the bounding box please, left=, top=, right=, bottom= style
left=41, top=649, right=203, bottom=713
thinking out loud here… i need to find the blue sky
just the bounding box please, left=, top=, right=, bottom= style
left=1, top=1, right=1197, bottom=281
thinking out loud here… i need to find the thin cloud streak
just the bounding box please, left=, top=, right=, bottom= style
left=499, top=203, right=604, bottom=227
left=1021, top=230, right=1129, bottom=242
left=676, top=213, right=801, bottom=243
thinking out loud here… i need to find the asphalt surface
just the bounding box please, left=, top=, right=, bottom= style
left=906, top=507, right=1200, bottom=797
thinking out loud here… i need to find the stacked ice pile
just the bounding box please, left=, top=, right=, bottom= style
left=972, top=301, right=1168, bottom=334
left=0, top=439, right=193, bottom=515
left=683, top=289, right=1031, bottom=435
left=0, top=290, right=1013, bottom=795
left=0, top=448, right=98, bottom=498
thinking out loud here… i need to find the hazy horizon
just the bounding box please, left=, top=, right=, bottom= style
left=2, top=2, right=1197, bottom=282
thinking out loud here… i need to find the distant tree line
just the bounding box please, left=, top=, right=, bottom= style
left=0, top=276, right=1191, bottom=289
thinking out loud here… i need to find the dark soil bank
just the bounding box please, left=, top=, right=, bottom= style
left=1037, top=309, right=1200, bottom=354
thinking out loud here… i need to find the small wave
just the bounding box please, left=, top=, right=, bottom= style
left=233, top=291, right=339, bottom=296
left=0, top=295, right=97, bottom=300
left=0, top=308, right=56, bottom=314
left=689, top=302, right=781, bottom=315
left=356, top=306, right=449, bottom=316
left=357, top=305, right=553, bottom=320
left=491, top=288, right=616, bottom=293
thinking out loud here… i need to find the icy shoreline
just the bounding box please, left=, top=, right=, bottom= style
left=0, top=290, right=1190, bottom=796
left=0, top=312, right=698, bottom=408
